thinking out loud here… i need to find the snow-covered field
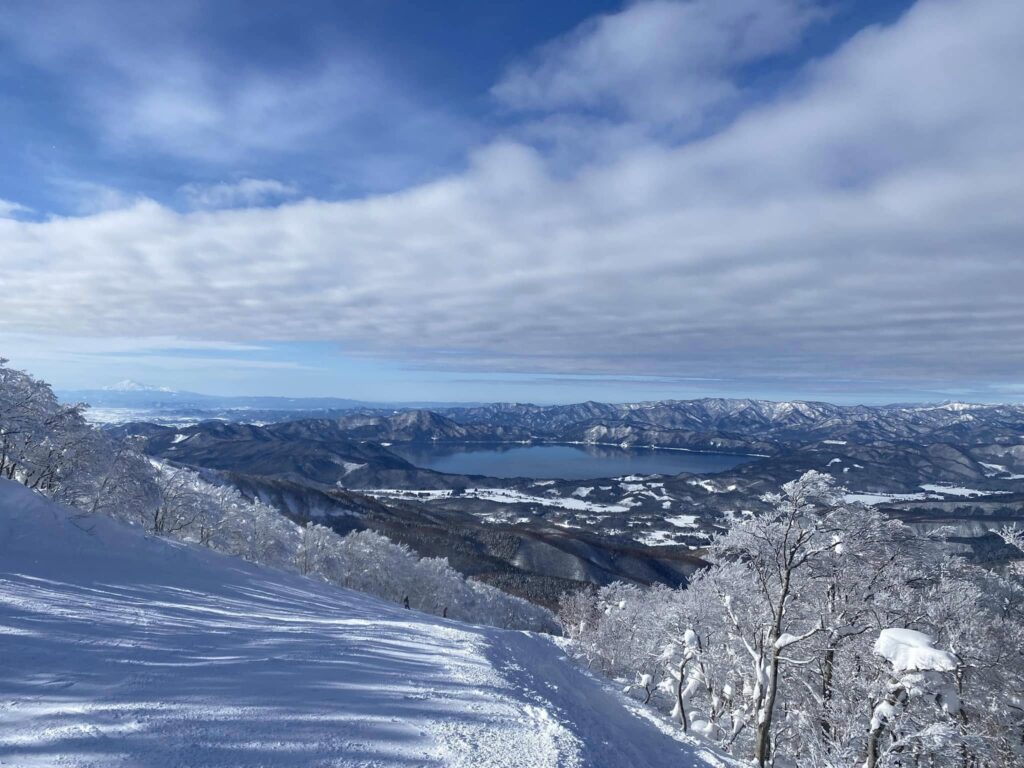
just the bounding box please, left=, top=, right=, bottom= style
left=0, top=481, right=718, bottom=768
left=366, top=487, right=635, bottom=514
left=845, top=484, right=1012, bottom=506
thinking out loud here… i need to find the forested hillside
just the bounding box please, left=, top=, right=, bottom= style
left=0, top=359, right=552, bottom=631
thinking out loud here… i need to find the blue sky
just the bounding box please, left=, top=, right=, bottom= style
left=2, top=0, right=1023, bottom=404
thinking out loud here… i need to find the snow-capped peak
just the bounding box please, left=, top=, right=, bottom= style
left=916, top=401, right=986, bottom=413
left=102, top=379, right=177, bottom=393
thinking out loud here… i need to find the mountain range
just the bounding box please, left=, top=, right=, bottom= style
left=108, top=395, right=1024, bottom=606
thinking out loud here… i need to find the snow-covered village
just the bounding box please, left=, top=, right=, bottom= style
left=2, top=1, right=1024, bottom=766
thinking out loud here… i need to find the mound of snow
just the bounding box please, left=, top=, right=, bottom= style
left=874, top=629, right=959, bottom=673
left=0, top=480, right=714, bottom=768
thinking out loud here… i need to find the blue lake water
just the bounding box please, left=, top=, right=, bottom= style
left=389, top=442, right=753, bottom=480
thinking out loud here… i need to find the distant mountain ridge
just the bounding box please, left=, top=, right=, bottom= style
left=102, top=379, right=178, bottom=393
left=95, top=389, right=1024, bottom=454
left=67, top=374, right=1021, bottom=441
left=325, top=398, right=1024, bottom=455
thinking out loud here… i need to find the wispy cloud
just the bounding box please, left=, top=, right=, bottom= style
left=493, top=0, right=823, bottom=131
left=0, top=1, right=475, bottom=194
left=0, top=199, right=33, bottom=219
left=180, top=179, right=299, bottom=210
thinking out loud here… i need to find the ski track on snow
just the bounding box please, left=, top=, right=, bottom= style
left=0, top=480, right=711, bottom=768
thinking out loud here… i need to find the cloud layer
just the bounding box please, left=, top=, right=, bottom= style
left=1, top=0, right=1023, bottom=396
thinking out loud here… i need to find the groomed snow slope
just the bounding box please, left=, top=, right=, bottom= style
left=0, top=480, right=718, bottom=768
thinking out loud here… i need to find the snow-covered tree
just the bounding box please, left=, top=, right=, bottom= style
left=560, top=471, right=1024, bottom=767
left=0, top=359, right=159, bottom=518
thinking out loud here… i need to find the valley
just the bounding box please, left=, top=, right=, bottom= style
left=102, top=395, right=1024, bottom=607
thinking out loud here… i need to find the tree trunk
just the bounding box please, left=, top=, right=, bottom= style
left=677, top=659, right=689, bottom=732
left=821, top=644, right=835, bottom=741
left=754, top=559, right=794, bottom=768
left=754, top=649, right=781, bottom=767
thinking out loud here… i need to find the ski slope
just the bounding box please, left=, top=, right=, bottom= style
left=0, top=480, right=721, bottom=768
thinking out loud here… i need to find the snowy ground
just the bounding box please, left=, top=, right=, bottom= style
left=0, top=481, right=720, bottom=768
left=365, top=487, right=635, bottom=514
left=845, top=484, right=1013, bottom=506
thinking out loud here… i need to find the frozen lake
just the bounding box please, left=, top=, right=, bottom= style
left=389, top=442, right=753, bottom=480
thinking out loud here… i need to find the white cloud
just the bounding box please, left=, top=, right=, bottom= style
left=0, top=199, right=32, bottom=219
left=181, top=179, right=299, bottom=209
left=493, top=0, right=823, bottom=130
left=0, top=0, right=1022, bottom=394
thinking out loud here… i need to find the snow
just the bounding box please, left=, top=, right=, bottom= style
left=0, top=480, right=713, bottom=768
left=637, top=530, right=682, bottom=546
left=638, top=527, right=708, bottom=547
left=934, top=402, right=984, bottom=412
left=844, top=491, right=930, bottom=506
left=571, top=486, right=593, bottom=498
left=870, top=700, right=897, bottom=732
left=845, top=485, right=1014, bottom=505
left=665, top=514, right=699, bottom=529
left=874, top=629, right=959, bottom=673
left=687, top=479, right=719, bottom=493
left=367, top=487, right=634, bottom=514
left=827, top=458, right=841, bottom=466
left=822, top=439, right=847, bottom=445
left=918, top=484, right=1011, bottom=498
left=82, top=407, right=207, bottom=426
left=977, top=461, right=1024, bottom=479
left=684, top=479, right=736, bottom=494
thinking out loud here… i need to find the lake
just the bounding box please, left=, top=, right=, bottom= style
left=388, top=442, right=753, bottom=480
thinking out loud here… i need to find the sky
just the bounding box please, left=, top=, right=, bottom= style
left=1, top=0, right=1022, bottom=405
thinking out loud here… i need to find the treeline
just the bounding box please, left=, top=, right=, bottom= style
left=0, top=359, right=554, bottom=632
left=560, top=472, right=1024, bottom=767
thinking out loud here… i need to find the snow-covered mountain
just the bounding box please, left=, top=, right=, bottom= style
left=101, top=379, right=178, bottom=392
left=0, top=480, right=723, bottom=768
left=432, top=398, right=1024, bottom=451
